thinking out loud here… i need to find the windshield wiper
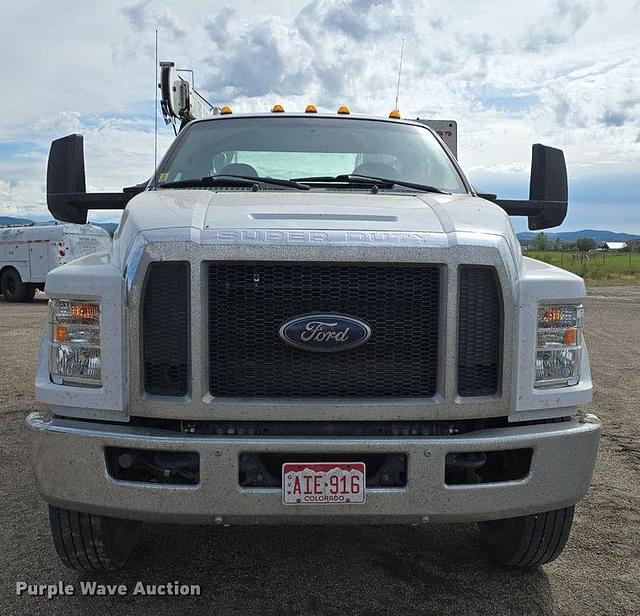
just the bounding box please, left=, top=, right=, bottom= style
left=291, top=174, right=450, bottom=194
left=347, top=174, right=451, bottom=194
left=159, top=174, right=310, bottom=190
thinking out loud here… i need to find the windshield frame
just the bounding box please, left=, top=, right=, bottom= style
left=153, top=114, right=472, bottom=194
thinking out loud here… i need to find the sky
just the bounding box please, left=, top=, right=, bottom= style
left=0, top=0, right=638, bottom=233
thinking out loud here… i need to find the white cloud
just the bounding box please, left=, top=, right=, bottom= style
left=523, top=0, right=593, bottom=52
left=468, top=162, right=529, bottom=174
left=0, top=179, right=46, bottom=217
left=0, top=0, right=639, bottom=231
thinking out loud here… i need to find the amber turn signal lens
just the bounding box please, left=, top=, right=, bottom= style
left=54, top=325, right=68, bottom=343
left=564, top=328, right=577, bottom=346
left=71, top=303, right=100, bottom=323
left=539, top=306, right=563, bottom=325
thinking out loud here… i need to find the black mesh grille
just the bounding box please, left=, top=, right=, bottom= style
left=142, top=262, right=190, bottom=396
left=208, top=262, right=441, bottom=397
left=457, top=266, right=502, bottom=396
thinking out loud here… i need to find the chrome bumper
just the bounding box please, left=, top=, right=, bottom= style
left=26, top=413, right=601, bottom=524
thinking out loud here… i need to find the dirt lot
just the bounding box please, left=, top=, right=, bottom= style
left=1, top=289, right=638, bottom=615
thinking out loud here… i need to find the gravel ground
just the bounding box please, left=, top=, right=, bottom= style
left=1, top=289, right=638, bottom=616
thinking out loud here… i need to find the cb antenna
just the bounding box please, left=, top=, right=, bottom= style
left=395, top=38, right=405, bottom=111
left=153, top=29, right=158, bottom=189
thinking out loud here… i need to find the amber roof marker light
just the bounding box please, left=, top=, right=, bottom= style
left=389, top=109, right=401, bottom=119
left=220, top=106, right=233, bottom=115
left=305, top=104, right=318, bottom=113
left=337, top=106, right=350, bottom=115
left=271, top=104, right=285, bottom=113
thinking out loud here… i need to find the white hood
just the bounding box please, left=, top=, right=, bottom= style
left=113, top=189, right=523, bottom=280
left=115, top=188, right=521, bottom=265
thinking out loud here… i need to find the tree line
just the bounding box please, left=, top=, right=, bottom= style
left=528, top=233, right=640, bottom=252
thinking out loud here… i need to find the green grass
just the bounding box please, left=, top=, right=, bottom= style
left=526, top=251, right=640, bottom=284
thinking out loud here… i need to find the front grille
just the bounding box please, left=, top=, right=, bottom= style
left=457, top=266, right=502, bottom=396
left=142, top=262, right=190, bottom=396
left=208, top=262, right=441, bottom=397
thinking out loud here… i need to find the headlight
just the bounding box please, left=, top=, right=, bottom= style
left=50, top=299, right=101, bottom=387
left=535, top=303, right=583, bottom=388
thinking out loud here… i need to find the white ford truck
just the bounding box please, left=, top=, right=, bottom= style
left=27, top=109, right=600, bottom=572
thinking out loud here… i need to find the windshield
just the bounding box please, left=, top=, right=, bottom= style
left=158, top=117, right=467, bottom=193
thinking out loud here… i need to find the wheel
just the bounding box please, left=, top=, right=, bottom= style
left=48, top=505, right=142, bottom=572
left=478, top=506, right=574, bottom=568
left=1, top=268, right=28, bottom=302
left=25, top=284, right=37, bottom=301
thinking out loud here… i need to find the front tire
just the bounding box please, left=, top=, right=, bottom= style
left=49, top=505, right=142, bottom=572
left=1, top=268, right=27, bottom=302
left=479, top=506, right=574, bottom=568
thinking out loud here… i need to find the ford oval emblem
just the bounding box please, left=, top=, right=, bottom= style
left=278, top=314, right=372, bottom=352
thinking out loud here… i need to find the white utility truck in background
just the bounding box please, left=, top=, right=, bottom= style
left=26, top=63, right=600, bottom=573
left=0, top=223, right=111, bottom=301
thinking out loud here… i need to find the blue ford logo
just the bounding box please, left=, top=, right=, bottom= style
left=279, top=314, right=372, bottom=352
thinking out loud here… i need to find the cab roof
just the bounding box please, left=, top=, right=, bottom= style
left=190, top=112, right=431, bottom=130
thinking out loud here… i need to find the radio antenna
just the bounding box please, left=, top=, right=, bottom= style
left=153, top=29, right=158, bottom=190
left=395, top=38, right=405, bottom=110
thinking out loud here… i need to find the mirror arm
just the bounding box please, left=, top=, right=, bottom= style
left=49, top=192, right=132, bottom=210
left=476, top=144, right=568, bottom=230
left=47, top=184, right=145, bottom=219
left=491, top=199, right=566, bottom=217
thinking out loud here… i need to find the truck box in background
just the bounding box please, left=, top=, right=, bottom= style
left=0, top=223, right=111, bottom=301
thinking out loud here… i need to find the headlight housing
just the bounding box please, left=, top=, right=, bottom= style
left=535, top=303, right=583, bottom=388
left=50, top=299, right=101, bottom=387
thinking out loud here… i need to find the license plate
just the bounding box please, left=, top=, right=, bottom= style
left=282, top=462, right=366, bottom=505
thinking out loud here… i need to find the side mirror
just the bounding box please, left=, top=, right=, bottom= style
left=527, top=144, right=567, bottom=230
left=484, top=144, right=569, bottom=230
left=46, top=134, right=141, bottom=223
left=47, top=134, right=88, bottom=223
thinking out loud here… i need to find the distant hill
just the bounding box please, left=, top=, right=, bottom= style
left=0, top=216, right=34, bottom=226
left=517, top=229, right=640, bottom=242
